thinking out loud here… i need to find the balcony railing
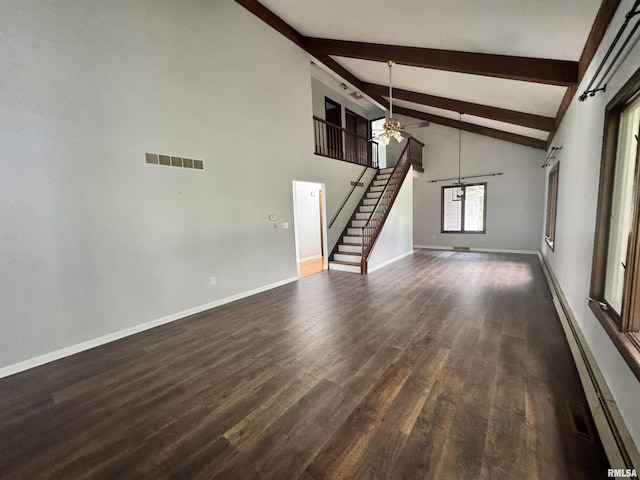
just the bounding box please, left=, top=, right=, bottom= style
left=313, top=116, right=378, bottom=168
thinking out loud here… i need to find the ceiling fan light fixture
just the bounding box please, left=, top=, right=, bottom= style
left=377, top=118, right=403, bottom=145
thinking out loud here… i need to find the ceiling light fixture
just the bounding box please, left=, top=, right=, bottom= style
left=375, top=61, right=429, bottom=145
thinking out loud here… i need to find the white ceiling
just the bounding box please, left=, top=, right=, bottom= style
left=261, top=0, right=602, bottom=60
left=254, top=0, right=608, bottom=148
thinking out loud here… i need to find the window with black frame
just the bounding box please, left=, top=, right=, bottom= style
left=441, top=183, right=486, bottom=234
left=545, top=162, right=560, bottom=251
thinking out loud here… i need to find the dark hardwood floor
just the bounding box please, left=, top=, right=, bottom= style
left=0, top=250, right=608, bottom=479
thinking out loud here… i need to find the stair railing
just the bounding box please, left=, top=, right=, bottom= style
left=313, top=116, right=378, bottom=168
left=360, top=138, right=415, bottom=274
left=328, top=167, right=369, bottom=229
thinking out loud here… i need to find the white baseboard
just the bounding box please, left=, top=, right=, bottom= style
left=538, top=253, right=640, bottom=471
left=297, top=254, right=322, bottom=263
left=414, top=245, right=538, bottom=255
left=0, top=276, right=298, bottom=379
left=368, top=250, right=414, bottom=273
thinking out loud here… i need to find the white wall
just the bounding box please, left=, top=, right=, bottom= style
left=311, top=77, right=381, bottom=123
left=0, top=0, right=374, bottom=371
left=293, top=181, right=322, bottom=262
left=411, top=119, right=546, bottom=252
left=368, top=171, right=414, bottom=271
left=540, top=0, right=640, bottom=450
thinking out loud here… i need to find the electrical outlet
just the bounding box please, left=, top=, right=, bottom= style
left=282, top=222, right=289, bottom=229
left=210, top=277, right=216, bottom=285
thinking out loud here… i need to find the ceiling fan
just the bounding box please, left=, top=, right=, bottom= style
left=374, top=60, right=430, bottom=145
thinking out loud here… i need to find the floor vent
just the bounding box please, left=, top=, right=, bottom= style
left=453, top=246, right=470, bottom=251
left=145, top=153, right=204, bottom=170
left=567, top=401, right=594, bottom=441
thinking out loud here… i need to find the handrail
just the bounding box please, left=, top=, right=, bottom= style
left=360, top=138, right=416, bottom=273
left=313, top=116, right=370, bottom=139
left=313, top=116, right=378, bottom=168
left=328, top=166, right=369, bottom=229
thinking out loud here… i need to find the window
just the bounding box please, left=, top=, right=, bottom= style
left=545, top=162, right=560, bottom=250
left=590, top=68, right=640, bottom=379
left=441, top=183, right=486, bottom=233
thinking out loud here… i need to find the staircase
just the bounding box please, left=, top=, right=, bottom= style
left=329, top=167, right=395, bottom=273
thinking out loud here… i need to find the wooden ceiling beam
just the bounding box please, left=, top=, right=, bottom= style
left=235, top=0, right=548, bottom=150
left=550, top=0, right=622, bottom=145
left=304, top=38, right=578, bottom=86
left=234, top=0, right=305, bottom=48
left=362, top=82, right=555, bottom=131
left=394, top=106, right=547, bottom=150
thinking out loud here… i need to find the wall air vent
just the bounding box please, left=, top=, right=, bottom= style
left=145, top=153, right=204, bottom=170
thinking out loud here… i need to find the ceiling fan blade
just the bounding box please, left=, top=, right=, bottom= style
left=399, top=130, right=414, bottom=138
left=402, top=121, right=431, bottom=128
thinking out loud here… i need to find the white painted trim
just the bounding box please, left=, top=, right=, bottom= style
left=0, top=276, right=298, bottom=379
left=297, top=254, right=322, bottom=263
left=414, top=245, right=538, bottom=255
left=368, top=250, right=414, bottom=273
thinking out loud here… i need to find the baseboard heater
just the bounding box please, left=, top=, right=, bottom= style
left=452, top=246, right=470, bottom=251
left=538, top=253, right=640, bottom=471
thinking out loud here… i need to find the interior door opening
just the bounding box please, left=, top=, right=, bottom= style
left=371, top=117, right=387, bottom=168
left=292, top=180, right=328, bottom=278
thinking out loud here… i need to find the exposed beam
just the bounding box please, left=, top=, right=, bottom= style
left=304, top=38, right=579, bottom=86
left=235, top=0, right=305, bottom=48
left=394, top=106, right=547, bottom=150
left=550, top=0, right=623, bottom=145
left=362, top=82, right=555, bottom=132
left=234, top=1, right=388, bottom=111
left=235, top=0, right=547, bottom=150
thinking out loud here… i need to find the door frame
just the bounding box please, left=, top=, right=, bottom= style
left=292, top=180, right=329, bottom=271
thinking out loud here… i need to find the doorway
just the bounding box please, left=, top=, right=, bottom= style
left=292, top=181, right=328, bottom=278
left=325, top=97, right=342, bottom=158
left=371, top=117, right=387, bottom=168
left=345, top=109, right=369, bottom=164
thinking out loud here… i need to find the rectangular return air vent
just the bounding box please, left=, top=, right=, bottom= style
left=145, top=153, right=204, bottom=170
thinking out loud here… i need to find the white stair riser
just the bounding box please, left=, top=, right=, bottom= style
left=334, top=253, right=361, bottom=262
left=339, top=244, right=362, bottom=254
left=359, top=205, right=374, bottom=213
left=347, top=228, right=362, bottom=235
left=329, top=262, right=361, bottom=273
left=370, top=186, right=384, bottom=192
left=376, top=174, right=391, bottom=181
left=343, top=235, right=361, bottom=243
left=373, top=180, right=387, bottom=186
left=380, top=168, right=394, bottom=174
left=363, top=199, right=377, bottom=205
left=367, top=192, right=382, bottom=199
left=351, top=220, right=366, bottom=227
left=355, top=212, right=370, bottom=220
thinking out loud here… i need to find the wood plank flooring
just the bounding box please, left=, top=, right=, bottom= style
left=0, top=250, right=609, bottom=479
left=297, top=257, right=324, bottom=278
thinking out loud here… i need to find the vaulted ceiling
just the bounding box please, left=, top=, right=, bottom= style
left=236, top=0, right=621, bottom=150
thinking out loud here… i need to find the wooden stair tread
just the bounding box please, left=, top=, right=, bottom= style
left=329, top=260, right=361, bottom=266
